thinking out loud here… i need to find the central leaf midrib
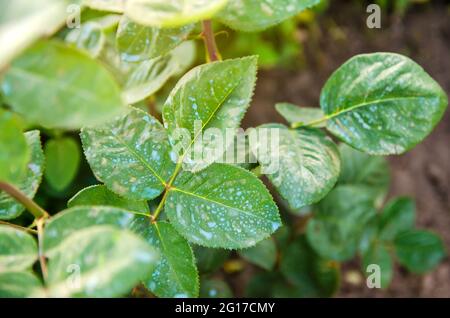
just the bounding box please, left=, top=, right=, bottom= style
left=169, top=187, right=269, bottom=223
left=179, top=65, right=249, bottom=162
left=326, top=95, right=432, bottom=121
left=111, top=133, right=167, bottom=186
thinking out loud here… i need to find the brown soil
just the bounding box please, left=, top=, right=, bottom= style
left=242, top=0, right=450, bottom=297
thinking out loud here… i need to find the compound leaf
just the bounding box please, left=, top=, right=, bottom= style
left=81, top=107, right=176, bottom=201
left=321, top=53, right=448, bottom=155
left=165, top=164, right=281, bottom=249
left=132, top=220, right=199, bottom=298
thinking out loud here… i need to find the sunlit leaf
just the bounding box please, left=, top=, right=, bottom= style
left=275, top=103, right=326, bottom=127
left=321, top=53, right=448, bottom=155
left=81, top=107, right=176, bottom=201
left=165, top=164, right=281, bottom=249
left=1, top=40, right=125, bottom=129
left=132, top=219, right=199, bottom=298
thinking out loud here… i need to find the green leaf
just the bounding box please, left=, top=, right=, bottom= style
left=275, top=103, right=326, bottom=127
left=65, top=21, right=106, bottom=58
left=379, top=197, right=415, bottom=241
left=163, top=56, right=258, bottom=172
left=44, top=137, right=81, bottom=192
left=45, top=225, right=159, bottom=297
left=84, top=0, right=125, bottom=12
left=43, top=206, right=138, bottom=252
left=0, top=110, right=29, bottom=183
left=116, top=16, right=194, bottom=62
left=395, top=230, right=446, bottom=274
left=338, top=143, right=390, bottom=206
left=200, top=278, right=232, bottom=298
left=320, top=53, right=448, bottom=155
left=251, top=124, right=340, bottom=209
left=0, top=271, right=43, bottom=297
left=238, top=237, right=277, bottom=270
left=1, top=130, right=44, bottom=220
left=0, top=0, right=70, bottom=70
left=122, top=41, right=196, bottom=104
left=132, top=220, right=199, bottom=298
left=81, top=107, right=176, bottom=201
left=0, top=226, right=37, bottom=272
left=68, top=185, right=149, bottom=214
left=280, top=237, right=339, bottom=297
left=1, top=40, right=125, bottom=130
left=306, top=185, right=377, bottom=261
left=125, top=0, right=228, bottom=28
left=362, top=242, right=393, bottom=289
left=245, top=271, right=280, bottom=298
left=218, top=0, right=321, bottom=32
left=165, top=164, right=281, bottom=249
left=193, top=246, right=230, bottom=274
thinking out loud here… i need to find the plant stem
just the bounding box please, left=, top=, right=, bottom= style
left=0, top=181, right=49, bottom=219
left=36, top=218, right=48, bottom=282
left=0, top=220, right=38, bottom=234
left=151, top=162, right=183, bottom=222
left=201, top=20, right=221, bottom=62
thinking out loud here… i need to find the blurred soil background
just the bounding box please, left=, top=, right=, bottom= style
left=238, top=0, right=450, bottom=297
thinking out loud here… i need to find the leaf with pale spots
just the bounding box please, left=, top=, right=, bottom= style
left=163, top=56, right=258, bottom=172
left=81, top=107, right=176, bottom=201
left=116, top=16, right=194, bottom=62
left=0, top=226, right=38, bottom=272
left=251, top=124, right=340, bottom=209
left=165, top=164, right=281, bottom=249
left=218, top=0, right=321, bottom=32
left=0, top=130, right=44, bottom=220
left=132, top=219, right=199, bottom=297
left=321, top=53, right=448, bottom=155
left=125, top=0, right=228, bottom=28
left=68, top=185, right=150, bottom=214
left=43, top=206, right=139, bottom=252
left=45, top=226, right=159, bottom=297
